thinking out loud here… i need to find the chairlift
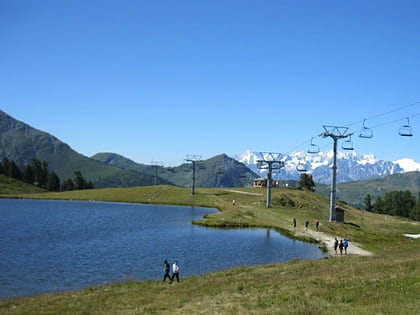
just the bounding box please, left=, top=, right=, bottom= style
left=342, top=136, right=354, bottom=150
left=359, top=119, right=373, bottom=139
left=296, top=163, right=307, bottom=172
left=399, top=117, right=413, bottom=137
left=307, top=137, right=320, bottom=154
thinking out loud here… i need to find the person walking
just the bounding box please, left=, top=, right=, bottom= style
left=315, top=219, right=320, bottom=231
left=334, top=237, right=339, bottom=254
left=163, top=260, right=171, bottom=282
left=293, top=218, right=296, bottom=230
left=339, top=240, right=344, bottom=255
left=343, top=239, right=349, bottom=255
left=170, top=260, right=180, bottom=283
left=305, top=219, right=309, bottom=232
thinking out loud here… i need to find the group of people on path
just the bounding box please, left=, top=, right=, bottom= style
left=293, top=218, right=320, bottom=232
left=334, top=237, right=349, bottom=255
left=163, top=260, right=180, bottom=284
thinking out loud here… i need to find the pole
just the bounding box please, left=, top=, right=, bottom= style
left=266, top=163, right=272, bottom=208
left=329, top=137, right=338, bottom=221
left=321, top=125, right=353, bottom=222
left=191, top=160, right=196, bottom=195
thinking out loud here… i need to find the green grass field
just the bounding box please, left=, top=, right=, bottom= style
left=1, top=185, right=419, bottom=314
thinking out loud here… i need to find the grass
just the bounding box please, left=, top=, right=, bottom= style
left=1, top=185, right=419, bottom=314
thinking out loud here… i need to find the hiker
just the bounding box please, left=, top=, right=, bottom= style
left=343, top=239, right=349, bottom=255
left=334, top=237, right=338, bottom=254
left=305, top=219, right=309, bottom=231
left=339, top=239, right=344, bottom=255
left=163, top=260, right=171, bottom=282
left=293, top=218, right=296, bottom=229
left=170, top=260, right=180, bottom=283
left=315, top=219, right=320, bottom=231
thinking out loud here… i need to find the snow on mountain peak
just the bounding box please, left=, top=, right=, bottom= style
left=235, top=149, right=419, bottom=184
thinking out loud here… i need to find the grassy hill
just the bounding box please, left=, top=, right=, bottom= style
left=316, top=171, right=420, bottom=208
left=0, top=174, right=46, bottom=194
left=1, top=185, right=419, bottom=314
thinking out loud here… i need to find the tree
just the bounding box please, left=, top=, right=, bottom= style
left=409, top=191, right=420, bottom=221
left=372, top=196, right=384, bottom=214
left=364, top=194, right=373, bottom=212
left=383, top=190, right=416, bottom=217
left=30, top=158, right=49, bottom=187
left=61, top=178, right=74, bottom=191
left=298, top=173, right=316, bottom=192
left=46, top=172, right=61, bottom=192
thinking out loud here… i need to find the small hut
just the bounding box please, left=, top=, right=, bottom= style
left=335, top=206, right=345, bottom=223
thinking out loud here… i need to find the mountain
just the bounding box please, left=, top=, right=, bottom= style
left=0, top=110, right=159, bottom=188
left=315, top=171, right=420, bottom=209
left=235, top=150, right=420, bottom=184
left=92, top=152, right=258, bottom=188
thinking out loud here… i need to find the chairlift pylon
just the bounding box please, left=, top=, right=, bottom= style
left=307, top=137, right=320, bottom=154
left=342, top=136, right=354, bottom=150
left=359, top=119, right=373, bottom=139
left=399, top=117, right=413, bottom=137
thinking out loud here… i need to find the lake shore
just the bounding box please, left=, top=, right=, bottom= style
left=1, top=186, right=419, bottom=314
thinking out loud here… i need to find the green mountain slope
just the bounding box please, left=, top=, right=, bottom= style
left=315, top=171, right=420, bottom=208
left=92, top=152, right=258, bottom=188
left=0, top=174, right=46, bottom=194
left=0, top=110, right=157, bottom=188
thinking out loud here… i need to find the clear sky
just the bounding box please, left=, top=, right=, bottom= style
left=1, top=0, right=419, bottom=166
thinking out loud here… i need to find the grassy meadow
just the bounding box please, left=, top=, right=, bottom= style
left=1, top=185, right=419, bottom=314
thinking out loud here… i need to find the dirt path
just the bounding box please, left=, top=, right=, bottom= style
left=224, top=189, right=263, bottom=196
left=295, top=228, right=374, bottom=257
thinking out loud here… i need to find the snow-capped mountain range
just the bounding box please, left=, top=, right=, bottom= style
left=235, top=150, right=420, bottom=184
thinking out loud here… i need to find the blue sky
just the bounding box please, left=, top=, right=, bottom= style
left=1, top=0, right=419, bottom=166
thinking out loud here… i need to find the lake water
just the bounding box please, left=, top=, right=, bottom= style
left=0, top=199, right=324, bottom=300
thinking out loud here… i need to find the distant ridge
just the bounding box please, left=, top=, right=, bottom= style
left=235, top=150, right=419, bottom=184
left=92, top=152, right=258, bottom=188
left=0, top=110, right=159, bottom=188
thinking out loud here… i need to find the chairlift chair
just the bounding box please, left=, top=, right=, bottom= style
left=296, top=163, right=307, bottom=172
left=399, top=117, right=413, bottom=137
left=307, top=137, right=320, bottom=154
left=359, top=119, right=373, bottom=139
left=342, top=136, right=354, bottom=150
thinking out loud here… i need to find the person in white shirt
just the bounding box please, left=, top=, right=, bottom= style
left=170, top=260, right=180, bottom=283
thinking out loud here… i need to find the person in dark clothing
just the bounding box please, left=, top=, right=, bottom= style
left=334, top=237, right=339, bottom=254
left=163, top=260, right=171, bottom=282
left=339, top=240, right=344, bottom=255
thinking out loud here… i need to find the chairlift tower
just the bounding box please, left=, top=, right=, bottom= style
left=321, top=126, right=353, bottom=222
left=150, top=161, right=163, bottom=186
left=256, top=152, right=285, bottom=208
left=185, top=155, right=203, bottom=195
